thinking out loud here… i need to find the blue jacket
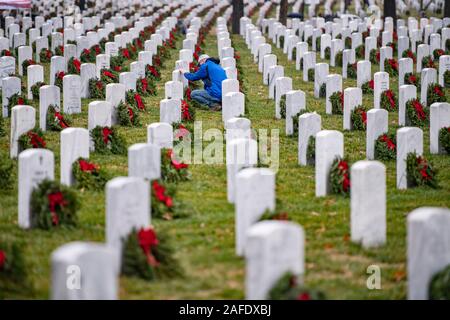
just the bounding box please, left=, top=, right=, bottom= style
left=184, top=59, right=227, bottom=100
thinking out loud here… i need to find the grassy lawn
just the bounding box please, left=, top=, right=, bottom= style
left=1, top=10, right=450, bottom=299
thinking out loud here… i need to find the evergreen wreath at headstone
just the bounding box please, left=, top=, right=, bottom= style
left=31, top=81, right=46, bottom=100
left=88, top=78, right=106, bottom=99
left=30, top=179, right=79, bottom=229
left=173, top=122, right=193, bottom=146
left=329, top=91, right=343, bottom=115
left=72, top=157, right=109, bottom=191
left=55, top=45, right=64, bottom=56
left=444, top=70, right=450, bottom=88
left=427, top=83, right=447, bottom=106
left=161, top=148, right=191, bottom=183
left=80, top=48, right=96, bottom=63
left=405, top=98, right=429, bottom=127
left=380, top=89, right=398, bottom=111
left=385, top=58, right=398, bottom=77
left=268, top=272, right=326, bottom=300
left=406, top=152, right=438, bottom=188
left=0, top=235, right=29, bottom=299
left=347, top=62, right=357, bottom=79
left=90, top=126, right=127, bottom=155
left=404, top=72, right=420, bottom=87
left=21, top=59, right=36, bottom=76
left=0, top=152, right=14, bottom=189
left=18, top=128, right=47, bottom=151
left=422, top=55, right=435, bottom=69
left=355, top=44, right=364, bottom=59
left=121, top=227, right=181, bottom=281
left=39, top=48, right=52, bottom=63
left=433, top=48, right=445, bottom=60
left=351, top=105, right=367, bottom=130
left=54, top=71, right=65, bottom=90
left=438, top=127, right=450, bottom=154
left=6, top=93, right=29, bottom=115
left=46, top=104, right=72, bottom=131
left=117, top=100, right=141, bottom=127
left=67, top=57, right=81, bottom=75
left=428, top=264, right=450, bottom=300
left=100, top=68, right=119, bottom=84
left=329, top=157, right=351, bottom=196
left=137, top=77, right=157, bottom=96
left=126, top=89, right=146, bottom=111
left=151, top=179, right=190, bottom=220
left=361, top=79, right=374, bottom=94
left=375, top=132, right=397, bottom=161
left=369, top=48, right=379, bottom=64
left=402, top=49, right=416, bottom=63
left=306, top=135, right=316, bottom=166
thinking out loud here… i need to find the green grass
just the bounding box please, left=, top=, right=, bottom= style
left=1, top=14, right=450, bottom=299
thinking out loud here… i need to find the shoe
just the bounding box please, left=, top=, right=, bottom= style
left=211, top=104, right=222, bottom=111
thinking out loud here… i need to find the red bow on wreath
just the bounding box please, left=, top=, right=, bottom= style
left=175, top=124, right=190, bottom=139
left=185, top=88, right=191, bottom=101
left=57, top=71, right=65, bottom=79
left=148, top=65, right=160, bottom=77
left=380, top=134, right=396, bottom=150
left=128, top=106, right=134, bottom=122
left=0, top=250, right=5, bottom=269
left=0, top=249, right=6, bottom=270
left=122, top=49, right=130, bottom=59
left=140, top=78, right=148, bottom=92
left=152, top=181, right=173, bottom=208
left=337, top=160, right=350, bottom=192
left=54, top=112, right=69, bottom=128
left=102, top=127, right=112, bottom=144
left=385, top=90, right=396, bottom=109
left=369, top=80, right=374, bottom=89
left=181, top=100, right=191, bottom=121
left=138, top=228, right=160, bottom=267
left=48, top=191, right=68, bottom=225
left=134, top=93, right=144, bottom=110
left=79, top=159, right=98, bottom=172
left=412, top=100, right=426, bottom=120
left=417, top=157, right=431, bottom=180
left=103, top=70, right=116, bottom=79
left=72, top=59, right=81, bottom=73
left=167, top=149, right=188, bottom=170
left=46, top=49, right=52, bottom=59
left=433, top=85, right=444, bottom=97
left=28, top=131, right=46, bottom=148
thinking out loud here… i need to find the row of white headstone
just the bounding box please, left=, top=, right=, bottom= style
left=249, top=15, right=450, bottom=160
left=10, top=1, right=216, bottom=300
left=237, top=10, right=450, bottom=300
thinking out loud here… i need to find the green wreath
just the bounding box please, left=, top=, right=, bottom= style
left=30, top=179, right=79, bottom=229
left=90, top=126, right=127, bottom=155
left=406, top=152, right=438, bottom=188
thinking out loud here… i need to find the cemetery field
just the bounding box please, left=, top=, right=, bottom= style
left=1, top=4, right=450, bottom=300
